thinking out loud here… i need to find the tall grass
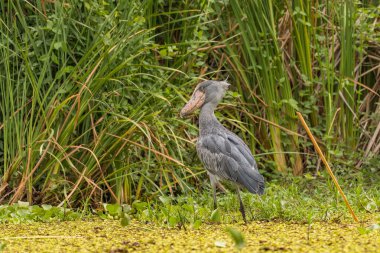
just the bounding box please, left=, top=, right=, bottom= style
left=215, top=0, right=304, bottom=174
left=0, top=0, right=208, bottom=206
left=211, top=0, right=379, bottom=174
left=339, top=1, right=357, bottom=147
left=0, top=0, right=379, bottom=207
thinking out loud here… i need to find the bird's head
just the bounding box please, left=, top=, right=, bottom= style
left=180, top=80, right=230, bottom=118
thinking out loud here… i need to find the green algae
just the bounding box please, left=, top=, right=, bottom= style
left=0, top=215, right=379, bottom=253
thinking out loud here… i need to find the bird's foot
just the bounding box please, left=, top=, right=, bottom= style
left=240, top=206, right=247, bottom=224
left=242, top=215, right=248, bottom=225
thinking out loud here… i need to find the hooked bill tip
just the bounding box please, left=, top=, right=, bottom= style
left=179, top=110, right=187, bottom=118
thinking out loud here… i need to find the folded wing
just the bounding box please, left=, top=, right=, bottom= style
left=197, top=133, right=265, bottom=195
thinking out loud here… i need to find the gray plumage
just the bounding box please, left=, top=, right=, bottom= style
left=196, top=86, right=264, bottom=195
left=181, top=80, right=265, bottom=223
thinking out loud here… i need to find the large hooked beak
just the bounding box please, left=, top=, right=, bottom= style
left=180, top=89, right=205, bottom=118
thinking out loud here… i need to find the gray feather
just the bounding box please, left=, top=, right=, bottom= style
left=197, top=133, right=265, bottom=195
left=187, top=80, right=265, bottom=197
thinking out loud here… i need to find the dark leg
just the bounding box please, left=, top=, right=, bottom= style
left=209, top=174, right=218, bottom=210
left=236, top=186, right=247, bottom=224
left=212, top=184, right=217, bottom=210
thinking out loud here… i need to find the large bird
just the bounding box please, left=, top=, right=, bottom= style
left=180, top=80, right=265, bottom=223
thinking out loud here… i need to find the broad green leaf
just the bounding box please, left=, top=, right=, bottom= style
left=192, top=220, right=202, bottom=229
left=168, top=216, right=179, bottom=227
left=210, top=208, right=221, bottom=223
left=226, top=227, right=245, bottom=250
left=106, top=204, right=122, bottom=216
left=121, top=216, right=130, bottom=227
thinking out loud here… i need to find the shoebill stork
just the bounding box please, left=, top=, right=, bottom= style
left=180, top=80, right=265, bottom=223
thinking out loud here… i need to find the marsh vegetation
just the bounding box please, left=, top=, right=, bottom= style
left=0, top=0, right=379, bottom=252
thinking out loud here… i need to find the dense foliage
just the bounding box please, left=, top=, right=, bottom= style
left=0, top=0, right=379, bottom=208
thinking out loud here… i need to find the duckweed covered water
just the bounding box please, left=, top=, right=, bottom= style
left=0, top=216, right=379, bottom=252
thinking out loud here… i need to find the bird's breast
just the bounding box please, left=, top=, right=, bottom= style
left=196, top=138, right=224, bottom=175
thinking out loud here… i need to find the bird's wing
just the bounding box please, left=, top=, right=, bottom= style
left=197, top=133, right=264, bottom=195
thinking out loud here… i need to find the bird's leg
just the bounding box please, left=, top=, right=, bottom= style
left=236, top=187, right=247, bottom=224
left=212, top=184, right=217, bottom=210
left=209, top=174, right=218, bottom=210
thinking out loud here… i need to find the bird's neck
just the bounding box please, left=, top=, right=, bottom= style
left=199, top=102, right=220, bottom=135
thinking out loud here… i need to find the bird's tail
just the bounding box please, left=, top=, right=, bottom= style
left=243, top=170, right=265, bottom=195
